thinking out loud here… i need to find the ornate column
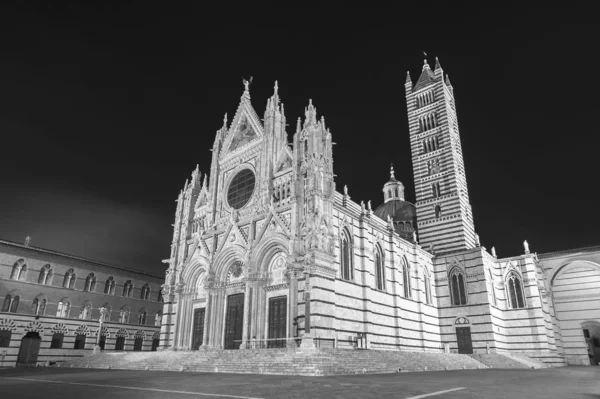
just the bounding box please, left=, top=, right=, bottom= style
left=241, top=280, right=252, bottom=348
left=300, top=270, right=315, bottom=349
left=201, top=291, right=211, bottom=348
left=172, top=282, right=186, bottom=350
left=287, top=270, right=298, bottom=338
left=250, top=281, right=259, bottom=341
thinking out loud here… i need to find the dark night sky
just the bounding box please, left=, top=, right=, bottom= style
left=1, top=3, right=598, bottom=276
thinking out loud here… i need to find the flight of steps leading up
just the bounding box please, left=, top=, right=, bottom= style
left=468, top=353, right=534, bottom=369
left=59, top=348, right=490, bottom=376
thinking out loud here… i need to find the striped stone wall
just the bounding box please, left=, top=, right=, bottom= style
left=539, top=247, right=600, bottom=365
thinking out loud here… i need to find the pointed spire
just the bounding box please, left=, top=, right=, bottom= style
left=390, top=163, right=396, bottom=180
left=405, top=71, right=412, bottom=84
left=305, top=99, right=317, bottom=126
left=320, top=115, right=326, bottom=131
left=446, top=74, right=453, bottom=88
left=274, top=80, right=278, bottom=95
left=202, top=174, right=208, bottom=190
left=223, top=113, right=228, bottom=129
left=434, top=56, right=441, bottom=71
left=296, top=117, right=302, bottom=133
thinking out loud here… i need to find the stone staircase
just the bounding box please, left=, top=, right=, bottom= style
left=468, top=353, right=535, bottom=369
left=512, top=353, right=567, bottom=368
left=59, top=348, right=490, bottom=376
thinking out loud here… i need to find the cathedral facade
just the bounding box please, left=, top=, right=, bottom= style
left=160, top=58, right=600, bottom=366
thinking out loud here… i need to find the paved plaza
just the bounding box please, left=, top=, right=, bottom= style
left=0, top=366, right=598, bottom=399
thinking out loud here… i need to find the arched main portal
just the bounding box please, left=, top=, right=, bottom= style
left=546, top=259, right=600, bottom=365
left=16, top=332, right=41, bottom=367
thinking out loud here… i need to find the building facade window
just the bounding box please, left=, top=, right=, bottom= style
left=31, top=297, right=46, bottom=316
left=402, top=258, right=411, bottom=298
left=11, top=260, right=27, bottom=281
left=2, top=294, right=19, bottom=313
left=123, top=280, right=133, bottom=297
left=84, top=273, right=96, bottom=292
left=78, top=302, right=92, bottom=320
left=119, top=307, right=130, bottom=324
left=56, top=300, right=70, bottom=318
left=138, top=309, right=147, bottom=325
left=450, top=268, right=467, bottom=305
left=375, top=246, right=385, bottom=291
left=63, top=269, right=76, bottom=289
left=507, top=271, right=526, bottom=309
left=155, top=311, right=163, bottom=326
left=38, top=265, right=53, bottom=285
left=141, top=284, right=150, bottom=301
left=424, top=273, right=433, bottom=305
left=340, top=229, right=354, bottom=281
left=74, top=334, right=86, bottom=349
left=104, top=277, right=116, bottom=295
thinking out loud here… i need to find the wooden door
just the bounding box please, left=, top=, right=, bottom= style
left=224, top=293, right=244, bottom=349
left=151, top=338, right=160, bottom=351
left=133, top=337, right=143, bottom=351
left=268, top=296, right=287, bottom=348
left=16, top=332, right=41, bottom=367
left=191, top=308, right=205, bottom=350
left=456, top=327, right=473, bottom=354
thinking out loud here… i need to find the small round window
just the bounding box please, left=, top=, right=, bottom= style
left=227, top=169, right=256, bottom=210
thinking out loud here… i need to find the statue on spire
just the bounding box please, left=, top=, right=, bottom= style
left=390, top=163, right=396, bottom=180
left=242, top=76, right=253, bottom=92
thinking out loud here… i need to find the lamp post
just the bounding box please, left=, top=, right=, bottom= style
left=93, top=307, right=107, bottom=354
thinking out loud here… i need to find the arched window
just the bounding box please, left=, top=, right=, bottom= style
left=138, top=308, right=147, bottom=325
left=340, top=229, right=354, bottom=281
left=140, top=284, right=150, bottom=301
left=38, top=265, right=53, bottom=285
left=2, top=294, right=19, bottom=313
left=119, top=306, right=130, bottom=324
left=56, top=300, right=71, bottom=318
left=31, top=297, right=46, bottom=316
left=374, top=246, right=385, bottom=291
left=11, top=260, right=27, bottom=281
left=63, top=269, right=76, bottom=289
left=84, top=273, right=96, bottom=292
left=402, top=258, right=411, bottom=298
left=104, top=277, right=115, bottom=295
left=155, top=310, right=163, bottom=327
left=157, top=289, right=164, bottom=302
left=435, top=205, right=441, bottom=219
left=78, top=302, right=92, bottom=320
left=449, top=268, right=467, bottom=305
left=507, top=271, right=526, bottom=309
left=101, top=303, right=112, bottom=322
left=424, top=273, right=433, bottom=305
left=123, top=280, right=133, bottom=297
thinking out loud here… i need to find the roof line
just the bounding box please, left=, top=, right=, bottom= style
left=0, top=238, right=164, bottom=279
left=537, top=244, right=600, bottom=259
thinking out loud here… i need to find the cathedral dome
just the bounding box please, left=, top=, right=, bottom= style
left=373, top=199, right=417, bottom=225
left=374, top=165, right=418, bottom=242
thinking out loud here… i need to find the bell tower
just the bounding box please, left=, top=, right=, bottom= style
left=405, top=56, right=477, bottom=254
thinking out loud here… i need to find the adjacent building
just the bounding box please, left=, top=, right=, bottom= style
left=0, top=238, right=164, bottom=367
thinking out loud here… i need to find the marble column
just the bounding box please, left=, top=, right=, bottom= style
left=288, top=272, right=298, bottom=338
left=201, top=292, right=211, bottom=347
left=304, top=273, right=311, bottom=335
left=241, top=282, right=252, bottom=348
left=250, top=282, right=259, bottom=341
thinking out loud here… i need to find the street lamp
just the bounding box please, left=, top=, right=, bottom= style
left=93, top=307, right=108, bottom=354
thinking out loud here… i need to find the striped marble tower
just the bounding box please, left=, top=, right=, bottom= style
left=404, top=56, right=477, bottom=254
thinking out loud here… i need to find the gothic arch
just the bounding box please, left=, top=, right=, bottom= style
left=213, top=245, right=246, bottom=283
left=180, top=258, right=209, bottom=290
left=253, top=235, right=289, bottom=276
left=548, top=260, right=600, bottom=287
left=74, top=324, right=91, bottom=337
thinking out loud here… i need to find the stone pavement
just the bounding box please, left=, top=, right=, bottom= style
left=0, top=366, right=598, bottom=399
